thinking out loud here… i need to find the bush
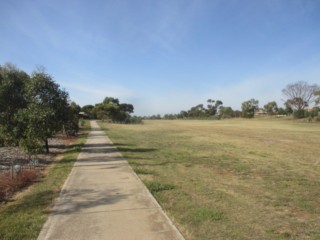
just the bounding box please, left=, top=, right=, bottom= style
left=80, top=119, right=85, bottom=127
left=293, top=109, right=305, bottom=119
left=0, top=169, right=38, bottom=202
left=123, top=117, right=143, bottom=124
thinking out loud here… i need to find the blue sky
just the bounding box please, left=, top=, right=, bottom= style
left=1, top=0, right=320, bottom=116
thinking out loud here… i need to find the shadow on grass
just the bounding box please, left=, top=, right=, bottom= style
left=82, top=143, right=113, bottom=148
left=5, top=189, right=56, bottom=213
left=49, top=144, right=65, bottom=150
left=64, top=142, right=156, bottom=156
left=117, top=147, right=157, bottom=153
left=129, top=161, right=172, bottom=167
left=62, top=144, right=85, bottom=154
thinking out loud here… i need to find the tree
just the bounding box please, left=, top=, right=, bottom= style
left=219, top=106, right=234, bottom=119
left=264, top=101, right=278, bottom=115
left=282, top=81, right=319, bottom=114
left=93, top=97, right=135, bottom=123
left=277, top=107, right=287, bottom=115
left=315, top=90, right=320, bottom=105
left=63, top=102, right=81, bottom=136
left=284, top=100, right=294, bottom=115
left=103, top=97, right=119, bottom=105
left=206, top=99, right=223, bottom=116
left=81, top=104, right=95, bottom=118
left=0, top=62, right=80, bottom=155
left=241, top=99, right=259, bottom=118
left=188, top=104, right=206, bottom=118
left=17, top=70, right=70, bottom=153
left=0, top=63, right=29, bottom=145
left=178, top=111, right=188, bottom=119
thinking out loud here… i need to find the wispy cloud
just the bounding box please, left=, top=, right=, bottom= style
left=147, top=0, right=206, bottom=51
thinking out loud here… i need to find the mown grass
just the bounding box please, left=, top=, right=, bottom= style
left=133, top=167, right=155, bottom=175
left=0, top=121, right=90, bottom=240
left=99, top=118, right=320, bottom=240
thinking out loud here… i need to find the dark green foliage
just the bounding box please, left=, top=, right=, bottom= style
left=293, top=109, right=306, bottom=119
left=241, top=99, right=259, bottom=118
left=93, top=97, right=138, bottom=124
left=303, top=107, right=319, bottom=120
left=162, top=99, right=226, bottom=119
left=103, top=97, right=119, bottom=105
left=206, top=99, right=223, bottom=116
left=123, top=116, right=143, bottom=124
left=64, top=102, right=81, bottom=136
left=315, top=90, right=320, bottom=105
left=18, top=70, right=70, bottom=153
left=0, top=63, right=29, bottom=145
left=0, top=63, right=79, bottom=154
left=219, top=106, right=234, bottom=119
left=264, top=101, right=278, bottom=115
left=277, top=107, right=287, bottom=115
left=188, top=104, right=207, bottom=118
left=81, top=104, right=95, bottom=118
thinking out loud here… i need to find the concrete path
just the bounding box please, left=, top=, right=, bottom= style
left=38, top=121, right=184, bottom=240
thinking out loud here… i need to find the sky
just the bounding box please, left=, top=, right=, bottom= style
left=1, top=0, right=320, bottom=116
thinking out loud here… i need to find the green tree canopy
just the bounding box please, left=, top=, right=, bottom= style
left=314, top=90, right=320, bottom=105
left=219, top=106, right=234, bottom=119
left=263, top=101, right=278, bottom=115
left=206, top=99, right=223, bottom=116
left=94, top=97, right=135, bottom=123
left=241, top=99, right=259, bottom=118
left=0, top=63, right=30, bottom=145
left=103, top=97, right=120, bottom=105
left=17, top=70, right=70, bottom=153
left=0, top=63, right=79, bottom=154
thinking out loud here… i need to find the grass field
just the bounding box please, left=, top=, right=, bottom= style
left=99, top=118, right=320, bottom=240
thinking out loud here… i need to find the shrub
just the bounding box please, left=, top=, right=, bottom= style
left=0, top=169, right=38, bottom=202
left=293, top=109, right=305, bottom=119
left=123, top=117, right=143, bottom=124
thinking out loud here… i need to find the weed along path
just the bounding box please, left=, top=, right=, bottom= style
left=38, top=120, right=184, bottom=240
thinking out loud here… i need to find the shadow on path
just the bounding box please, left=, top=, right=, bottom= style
left=53, top=188, right=129, bottom=215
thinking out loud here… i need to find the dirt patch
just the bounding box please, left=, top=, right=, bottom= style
left=0, top=135, right=67, bottom=167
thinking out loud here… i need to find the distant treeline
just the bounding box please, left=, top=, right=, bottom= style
left=145, top=81, right=320, bottom=120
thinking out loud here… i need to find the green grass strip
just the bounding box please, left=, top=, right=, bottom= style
left=143, top=180, right=175, bottom=194
left=0, top=121, right=90, bottom=240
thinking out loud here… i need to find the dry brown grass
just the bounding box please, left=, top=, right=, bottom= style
left=100, top=118, right=320, bottom=240
left=0, top=169, right=39, bottom=202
